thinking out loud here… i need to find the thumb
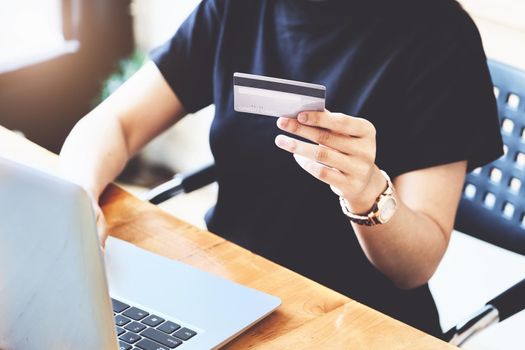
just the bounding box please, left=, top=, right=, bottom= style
left=88, top=195, right=108, bottom=249
left=94, top=205, right=109, bottom=249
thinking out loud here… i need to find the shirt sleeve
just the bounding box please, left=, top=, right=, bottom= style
left=391, top=12, right=503, bottom=176
left=150, top=0, right=223, bottom=113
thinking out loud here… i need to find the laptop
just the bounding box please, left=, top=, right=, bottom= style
left=0, top=157, right=281, bottom=350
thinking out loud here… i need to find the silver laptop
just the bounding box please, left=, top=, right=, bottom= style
left=0, top=157, right=280, bottom=350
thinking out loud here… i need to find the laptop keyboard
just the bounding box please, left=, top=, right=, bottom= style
left=112, top=298, right=198, bottom=349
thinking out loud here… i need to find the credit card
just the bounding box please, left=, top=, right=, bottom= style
left=233, top=72, right=326, bottom=118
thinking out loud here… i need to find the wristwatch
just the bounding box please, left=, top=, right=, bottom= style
left=339, top=170, right=397, bottom=226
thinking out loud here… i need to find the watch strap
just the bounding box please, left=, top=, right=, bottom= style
left=339, top=170, right=394, bottom=226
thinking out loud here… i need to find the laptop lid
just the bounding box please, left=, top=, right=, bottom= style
left=0, top=156, right=281, bottom=350
left=0, top=157, right=117, bottom=350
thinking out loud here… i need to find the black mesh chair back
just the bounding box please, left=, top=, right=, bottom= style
left=455, top=60, right=525, bottom=255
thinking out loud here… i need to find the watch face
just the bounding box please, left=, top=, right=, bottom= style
left=379, top=197, right=397, bottom=223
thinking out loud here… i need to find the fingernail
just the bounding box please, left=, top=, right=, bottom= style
left=293, top=153, right=307, bottom=166
left=275, top=135, right=290, bottom=148
left=298, top=113, right=308, bottom=123
left=277, top=117, right=288, bottom=128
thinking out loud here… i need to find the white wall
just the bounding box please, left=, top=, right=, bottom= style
left=458, top=0, right=525, bottom=70
left=132, top=0, right=201, bottom=51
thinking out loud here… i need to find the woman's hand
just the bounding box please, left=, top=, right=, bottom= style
left=275, top=110, right=386, bottom=214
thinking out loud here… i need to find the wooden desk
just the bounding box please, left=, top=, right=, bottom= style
left=0, top=126, right=456, bottom=349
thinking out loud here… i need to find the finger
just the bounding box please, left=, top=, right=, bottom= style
left=293, top=154, right=347, bottom=188
left=330, top=185, right=343, bottom=197
left=98, top=214, right=109, bottom=249
left=297, top=111, right=375, bottom=138
left=93, top=206, right=108, bottom=249
left=277, top=117, right=360, bottom=154
left=275, top=134, right=353, bottom=174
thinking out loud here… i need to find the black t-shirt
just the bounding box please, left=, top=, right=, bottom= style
left=151, top=0, right=503, bottom=337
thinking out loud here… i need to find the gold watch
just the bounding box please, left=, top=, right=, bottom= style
left=339, top=170, right=397, bottom=226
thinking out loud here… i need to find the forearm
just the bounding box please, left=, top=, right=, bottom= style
left=275, top=111, right=465, bottom=290
left=352, top=195, right=449, bottom=289
left=59, top=109, right=131, bottom=200
left=59, top=61, right=185, bottom=200
left=349, top=163, right=465, bottom=289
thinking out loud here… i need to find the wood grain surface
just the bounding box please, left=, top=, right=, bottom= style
left=0, top=125, right=456, bottom=349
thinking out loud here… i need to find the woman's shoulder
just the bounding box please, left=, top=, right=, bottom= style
left=203, top=0, right=264, bottom=13
left=401, top=0, right=479, bottom=37
left=198, top=0, right=266, bottom=24
left=388, top=0, right=483, bottom=54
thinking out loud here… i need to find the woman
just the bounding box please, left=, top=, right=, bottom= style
left=60, top=0, right=502, bottom=337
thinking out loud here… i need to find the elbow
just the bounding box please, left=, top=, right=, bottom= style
left=394, top=276, right=430, bottom=291
left=392, top=227, right=450, bottom=290
left=391, top=266, right=437, bottom=290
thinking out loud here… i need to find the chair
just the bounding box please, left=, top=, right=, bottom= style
left=442, top=60, right=525, bottom=345
left=145, top=164, right=216, bottom=205
left=455, top=60, right=525, bottom=255
left=142, top=60, right=525, bottom=346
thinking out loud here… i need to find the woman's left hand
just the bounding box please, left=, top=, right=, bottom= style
left=275, top=110, right=386, bottom=214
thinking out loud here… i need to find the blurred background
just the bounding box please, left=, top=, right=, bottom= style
left=0, top=1, right=524, bottom=348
